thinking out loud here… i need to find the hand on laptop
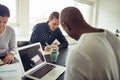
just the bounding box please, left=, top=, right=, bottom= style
left=3, top=53, right=14, bottom=64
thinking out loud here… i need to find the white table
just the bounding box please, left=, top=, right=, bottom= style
left=0, top=54, right=24, bottom=80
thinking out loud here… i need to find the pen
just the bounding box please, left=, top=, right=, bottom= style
left=45, top=42, right=49, bottom=46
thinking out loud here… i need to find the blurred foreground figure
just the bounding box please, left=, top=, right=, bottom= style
left=60, top=6, right=120, bottom=80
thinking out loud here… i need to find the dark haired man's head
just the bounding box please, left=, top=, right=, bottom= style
left=49, top=11, right=59, bottom=20
left=0, top=4, right=10, bottom=28
left=48, top=11, right=59, bottom=31
left=0, top=4, right=10, bottom=17
left=60, top=6, right=89, bottom=40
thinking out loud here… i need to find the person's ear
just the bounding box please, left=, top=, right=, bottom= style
left=65, top=22, right=72, bottom=32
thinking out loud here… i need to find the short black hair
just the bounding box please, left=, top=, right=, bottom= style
left=0, top=4, right=10, bottom=17
left=49, top=11, right=59, bottom=20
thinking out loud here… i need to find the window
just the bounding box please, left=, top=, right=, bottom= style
left=0, top=0, right=21, bottom=38
left=77, top=3, right=92, bottom=24
left=29, top=0, right=94, bottom=36
left=29, top=0, right=76, bottom=35
left=0, top=0, right=17, bottom=25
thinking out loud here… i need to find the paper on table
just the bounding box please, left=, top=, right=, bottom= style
left=0, top=69, right=20, bottom=80
left=0, top=70, right=21, bottom=80
left=0, top=63, right=22, bottom=80
left=43, top=51, right=51, bottom=55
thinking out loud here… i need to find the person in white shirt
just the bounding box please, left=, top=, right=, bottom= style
left=0, top=4, right=16, bottom=64
left=60, top=6, right=120, bottom=80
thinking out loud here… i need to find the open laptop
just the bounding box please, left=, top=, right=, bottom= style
left=16, top=42, right=66, bottom=80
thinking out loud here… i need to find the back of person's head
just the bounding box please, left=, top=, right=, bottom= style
left=0, top=4, right=10, bottom=17
left=60, top=6, right=85, bottom=27
left=49, top=11, right=59, bottom=20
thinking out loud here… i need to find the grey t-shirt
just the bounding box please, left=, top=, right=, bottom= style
left=0, top=26, right=16, bottom=56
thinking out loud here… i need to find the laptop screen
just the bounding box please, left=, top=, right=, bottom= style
left=18, top=44, right=45, bottom=72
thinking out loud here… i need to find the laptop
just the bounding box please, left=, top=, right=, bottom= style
left=16, top=42, right=66, bottom=80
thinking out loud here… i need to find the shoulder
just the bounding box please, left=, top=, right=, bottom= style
left=4, top=26, right=15, bottom=37
left=77, top=34, right=98, bottom=46
left=6, top=26, right=15, bottom=33
left=105, top=29, right=120, bottom=47
left=105, top=30, right=116, bottom=38
left=6, top=26, right=14, bottom=31
left=35, top=22, right=48, bottom=27
left=76, top=33, right=106, bottom=53
left=56, top=27, right=61, bottom=31
left=33, top=22, right=48, bottom=30
left=55, top=27, right=62, bottom=33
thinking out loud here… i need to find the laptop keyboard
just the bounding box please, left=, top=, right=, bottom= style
left=30, top=64, right=56, bottom=79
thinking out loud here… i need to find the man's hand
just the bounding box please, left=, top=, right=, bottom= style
left=44, top=45, right=52, bottom=52
left=51, top=45, right=59, bottom=51
left=44, top=45, right=59, bottom=52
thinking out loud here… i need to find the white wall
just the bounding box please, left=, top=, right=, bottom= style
left=96, top=0, right=120, bottom=33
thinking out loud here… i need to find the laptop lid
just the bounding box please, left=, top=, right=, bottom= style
left=17, top=42, right=66, bottom=80
left=17, top=42, right=47, bottom=75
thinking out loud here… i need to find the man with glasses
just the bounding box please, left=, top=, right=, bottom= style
left=30, top=11, right=68, bottom=52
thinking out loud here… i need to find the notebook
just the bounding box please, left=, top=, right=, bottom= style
left=16, top=42, right=66, bottom=80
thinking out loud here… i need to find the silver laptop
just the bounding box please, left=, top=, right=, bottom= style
left=16, top=42, right=66, bottom=80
